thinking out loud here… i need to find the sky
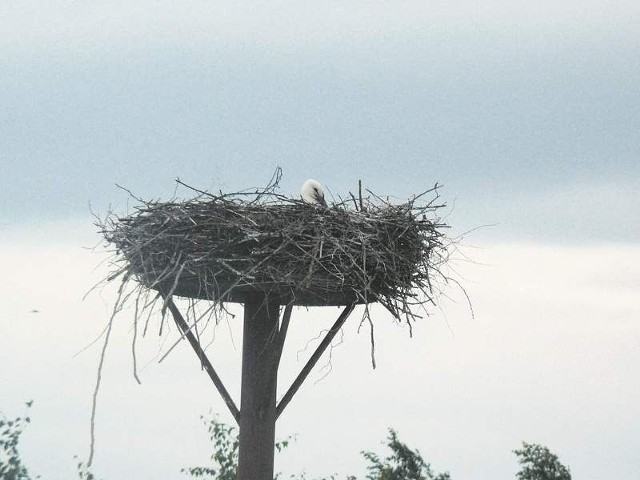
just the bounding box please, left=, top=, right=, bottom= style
left=1, top=1, right=639, bottom=478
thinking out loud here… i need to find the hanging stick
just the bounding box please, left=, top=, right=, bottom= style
left=276, top=303, right=355, bottom=419
left=164, top=296, right=240, bottom=424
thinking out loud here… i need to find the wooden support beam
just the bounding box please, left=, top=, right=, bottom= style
left=276, top=303, right=355, bottom=420
left=274, top=302, right=293, bottom=366
left=164, top=297, right=240, bottom=424
left=164, top=295, right=354, bottom=478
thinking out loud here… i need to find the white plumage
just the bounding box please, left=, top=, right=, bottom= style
left=300, top=179, right=328, bottom=206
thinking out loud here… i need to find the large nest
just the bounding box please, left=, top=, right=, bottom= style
left=100, top=174, right=449, bottom=322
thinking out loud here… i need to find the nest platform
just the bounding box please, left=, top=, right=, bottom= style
left=101, top=181, right=447, bottom=317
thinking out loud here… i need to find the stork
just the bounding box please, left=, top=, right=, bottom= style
left=300, top=179, right=328, bottom=207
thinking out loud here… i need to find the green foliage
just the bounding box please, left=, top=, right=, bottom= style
left=181, top=416, right=239, bottom=479
left=513, top=442, right=571, bottom=480
left=182, top=415, right=294, bottom=480
left=361, top=429, right=450, bottom=480
left=285, top=474, right=356, bottom=480
left=1, top=403, right=574, bottom=480
left=0, top=400, right=39, bottom=480
left=181, top=418, right=449, bottom=480
left=74, top=456, right=101, bottom=480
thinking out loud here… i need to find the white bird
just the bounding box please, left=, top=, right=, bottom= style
left=300, top=179, right=328, bottom=206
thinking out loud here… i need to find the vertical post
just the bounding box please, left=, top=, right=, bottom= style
left=237, top=294, right=281, bottom=480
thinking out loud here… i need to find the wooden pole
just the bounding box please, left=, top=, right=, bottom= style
left=163, top=293, right=353, bottom=478
left=237, top=294, right=281, bottom=480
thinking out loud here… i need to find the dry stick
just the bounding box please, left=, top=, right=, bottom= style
left=367, top=314, right=377, bottom=369
left=157, top=301, right=217, bottom=364
left=88, top=275, right=129, bottom=466
left=163, top=296, right=240, bottom=424
left=88, top=311, right=115, bottom=467
left=276, top=303, right=355, bottom=420
left=132, top=295, right=142, bottom=384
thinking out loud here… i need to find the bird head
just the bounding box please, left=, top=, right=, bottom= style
left=300, top=179, right=328, bottom=207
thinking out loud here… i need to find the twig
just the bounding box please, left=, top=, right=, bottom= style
left=88, top=274, right=129, bottom=466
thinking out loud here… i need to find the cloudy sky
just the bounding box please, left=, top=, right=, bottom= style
left=1, top=1, right=639, bottom=478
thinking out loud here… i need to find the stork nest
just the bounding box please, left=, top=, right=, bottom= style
left=99, top=175, right=450, bottom=323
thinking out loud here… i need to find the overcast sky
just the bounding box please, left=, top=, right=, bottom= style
left=2, top=0, right=639, bottom=242
left=1, top=1, right=639, bottom=479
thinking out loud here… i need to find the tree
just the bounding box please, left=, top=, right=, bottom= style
left=0, top=400, right=38, bottom=480
left=513, top=442, right=571, bottom=480
left=182, top=420, right=448, bottom=480
left=182, top=415, right=295, bottom=480
left=1, top=403, right=574, bottom=480
left=182, top=416, right=239, bottom=480
left=361, top=429, right=450, bottom=480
